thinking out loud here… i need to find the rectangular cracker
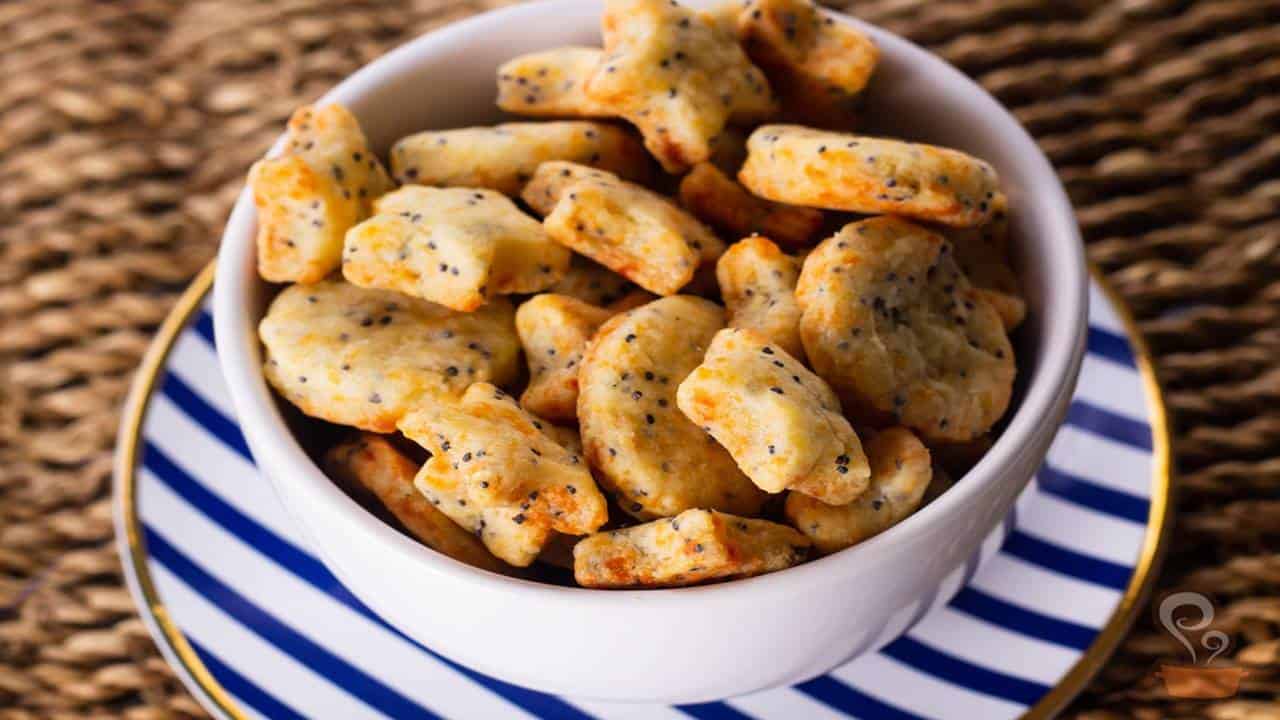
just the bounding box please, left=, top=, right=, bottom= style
left=249, top=104, right=394, bottom=283
left=324, top=435, right=508, bottom=573
left=390, top=121, right=651, bottom=196
left=680, top=162, right=823, bottom=249
left=497, top=47, right=615, bottom=118
left=677, top=327, right=871, bottom=504
left=343, top=186, right=569, bottom=311
left=740, top=125, right=1001, bottom=227
left=398, top=383, right=609, bottom=567
left=574, top=509, right=810, bottom=588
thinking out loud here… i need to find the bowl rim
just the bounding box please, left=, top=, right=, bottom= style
left=213, top=0, right=1088, bottom=604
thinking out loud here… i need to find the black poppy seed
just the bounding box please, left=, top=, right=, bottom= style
left=817, top=145, right=827, bottom=154
left=369, top=392, right=382, bottom=404
left=625, top=333, right=637, bottom=342
left=297, top=376, right=307, bottom=383
left=644, top=371, right=655, bottom=381
left=609, top=448, right=617, bottom=457
left=480, top=481, right=489, bottom=489
left=872, top=499, right=884, bottom=511
left=645, top=414, right=656, bottom=425
left=769, top=387, right=784, bottom=394
left=632, top=391, right=643, bottom=400
left=360, top=317, right=374, bottom=327
left=566, top=485, right=577, bottom=494
left=762, top=346, right=774, bottom=355
left=441, top=441, right=451, bottom=452
left=446, top=366, right=459, bottom=377
left=657, top=398, right=668, bottom=408
left=836, top=465, right=849, bottom=474
left=513, top=514, right=526, bottom=524
left=630, top=502, right=643, bottom=512
left=772, top=360, right=784, bottom=368
left=768, top=445, right=775, bottom=455
left=694, top=544, right=704, bottom=553
left=450, top=267, right=460, bottom=276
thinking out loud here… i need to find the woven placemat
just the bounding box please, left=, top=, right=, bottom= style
left=2, top=0, right=1278, bottom=717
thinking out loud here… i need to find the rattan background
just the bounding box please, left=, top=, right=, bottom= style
left=1, top=0, right=1278, bottom=717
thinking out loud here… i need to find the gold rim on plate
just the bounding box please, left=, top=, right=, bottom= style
left=113, top=262, right=1173, bottom=720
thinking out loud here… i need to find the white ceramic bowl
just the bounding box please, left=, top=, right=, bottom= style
left=214, top=0, right=1087, bottom=703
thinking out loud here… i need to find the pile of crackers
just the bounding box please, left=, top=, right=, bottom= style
left=249, top=0, right=1025, bottom=589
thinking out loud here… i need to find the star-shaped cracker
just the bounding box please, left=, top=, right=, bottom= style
left=586, top=0, right=777, bottom=172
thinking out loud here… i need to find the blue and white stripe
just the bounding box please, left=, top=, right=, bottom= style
left=124, top=279, right=1158, bottom=719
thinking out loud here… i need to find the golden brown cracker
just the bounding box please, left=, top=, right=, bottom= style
left=400, top=383, right=609, bottom=567
left=497, top=47, right=615, bottom=118
left=546, top=253, right=641, bottom=307
left=578, top=296, right=768, bottom=519
left=715, top=235, right=805, bottom=359
left=585, top=0, right=777, bottom=172
left=679, top=163, right=823, bottom=249
left=249, top=104, right=394, bottom=283
left=677, top=328, right=870, bottom=504
left=343, top=186, right=568, bottom=312
left=516, top=294, right=615, bottom=422
left=574, top=509, right=809, bottom=588
left=738, top=0, right=878, bottom=125
left=740, top=125, right=1001, bottom=227
left=390, top=122, right=651, bottom=196
left=540, top=166, right=723, bottom=295
left=324, top=435, right=508, bottom=573
left=258, top=281, right=520, bottom=432
left=795, top=217, right=1015, bottom=442
left=784, top=427, right=931, bottom=554
left=944, top=197, right=1025, bottom=331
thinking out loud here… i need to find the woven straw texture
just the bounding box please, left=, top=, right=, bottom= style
left=2, top=0, right=1279, bottom=717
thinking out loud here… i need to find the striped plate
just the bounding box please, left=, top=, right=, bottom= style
left=115, top=265, right=1170, bottom=720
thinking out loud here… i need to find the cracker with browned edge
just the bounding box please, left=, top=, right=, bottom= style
left=785, top=427, right=931, bottom=554
left=399, top=383, right=609, bottom=567
left=679, top=163, right=823, bottom=249
left=585, top=0, right=776, bottom=172
left=796, top=217, right=1015, bottom=442
left=546, top=254, right=641, bottom=307
left=259, top=281, right=520, bottom=432
left=324, top=435, right=508, bottom=573
left=737, top=0, right=878, bottom=125
left=579, top=297, right=768, bottom=519
left=391, top=122, right=651, bottom=196
left=740, top=125, right=1001, bottom=227
left=525, top=162, right=725, bottom=263
left=678, top=328, right=870, bottom=504
left=343, top=186, right=568, bottom=311
left=517, top=294, right=615, bottom=422
left=715, top=236, right=805, bottom=359
left=537, top=164, right=724, bottom=295
left=944, top=195, right=1025, bottom=330
left=574, top=509, right=809, bottom=588
left=249, top=104, right=394, bottom=283
left=497, top=47, right=614, bottom=118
